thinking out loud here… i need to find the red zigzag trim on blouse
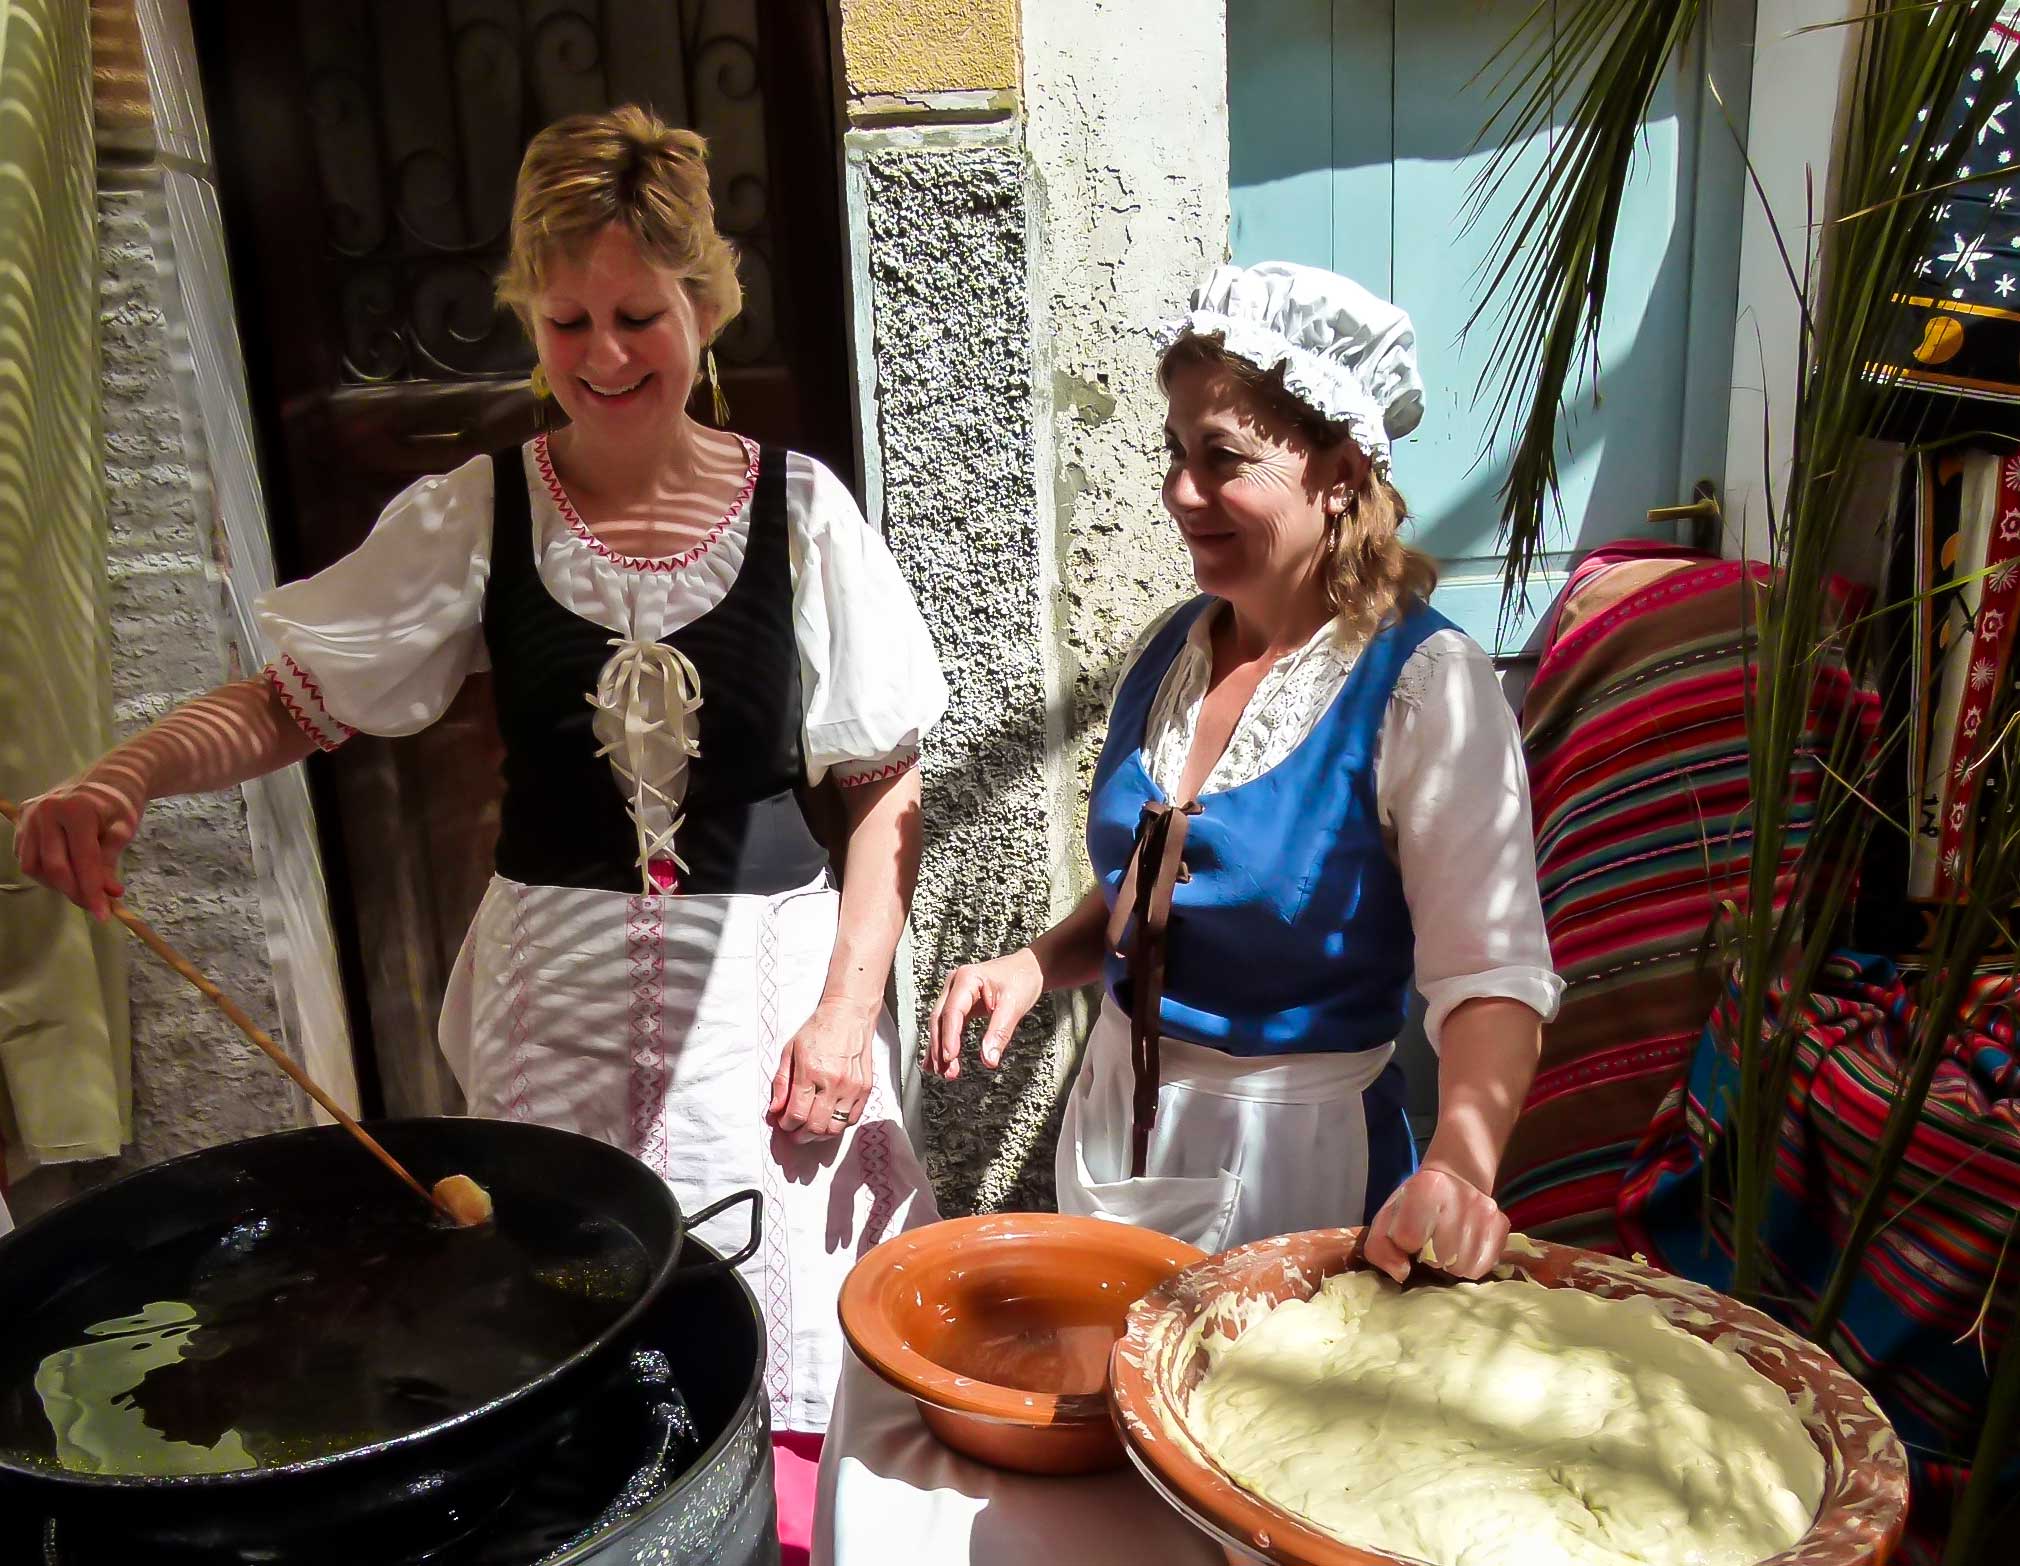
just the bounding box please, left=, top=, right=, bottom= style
left=267, top=656, right=354, bottom=752
left=283, top=654, right=354, bottom=732
left=532, top=432, right=759, bottom=574
left=834, top=753, right=919, bottom=789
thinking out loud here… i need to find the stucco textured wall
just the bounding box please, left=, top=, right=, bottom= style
left=839, top=0, right=1018, bottom=97
left=1026, top=0, right=1230, bottom=842
left=100, top=183, right=301, bottom=1167
left=861, top=146, right=1062, bottom=1212
left=844, top=4, right=1231, bottom=1214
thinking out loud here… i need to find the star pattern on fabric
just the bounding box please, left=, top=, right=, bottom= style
left=1940, top=232, right=1994, bottom=279
left=1911, top=43, right=2020, bottom=314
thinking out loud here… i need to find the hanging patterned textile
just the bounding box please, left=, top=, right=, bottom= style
left=1876, top=23, right=2020, bottom=399
left=1620, top=953, right=2020, bottom=1563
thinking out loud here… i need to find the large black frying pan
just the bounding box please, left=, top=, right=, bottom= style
left=0, top=1117, right=759, bottom=1559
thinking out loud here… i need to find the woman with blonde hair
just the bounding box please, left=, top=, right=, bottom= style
left=927, top=262, right=1560, bottom=1281
left=15, top=105, right=945, bottom=1548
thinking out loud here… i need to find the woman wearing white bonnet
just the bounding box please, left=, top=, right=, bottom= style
left=930, top=260, right=1561, bottom=1279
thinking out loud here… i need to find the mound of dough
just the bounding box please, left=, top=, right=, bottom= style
left=1187, top=1273, right=1822, bottom=1566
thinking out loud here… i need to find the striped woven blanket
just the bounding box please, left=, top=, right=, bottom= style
left=1500, top=545, right=1871, bottom=1251
left=1620, top=952, right=2020, bottom=1557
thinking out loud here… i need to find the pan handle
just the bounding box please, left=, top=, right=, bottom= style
left=679, top=1188, right=762, bottom=1273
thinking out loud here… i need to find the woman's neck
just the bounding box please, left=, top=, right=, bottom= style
left=550, top=411, right=715, bottom=510
left=1220, top=566, right=1334, bottom=664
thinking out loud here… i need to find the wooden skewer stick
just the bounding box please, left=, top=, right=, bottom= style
left=0, top=796, right=463, bottom=1225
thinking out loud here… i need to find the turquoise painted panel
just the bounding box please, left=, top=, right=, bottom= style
left=1230, top=1, right=1747, bottom=655
left=1227, top=1, right=1339, bottom=266
left=1331, top=1, right=1394, bottom=292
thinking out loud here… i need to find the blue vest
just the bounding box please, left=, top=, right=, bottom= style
left=1088, top=596, right=1452, bottom=1056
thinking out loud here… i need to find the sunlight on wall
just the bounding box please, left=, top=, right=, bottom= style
left=0, top=0, right=132, bottom=1174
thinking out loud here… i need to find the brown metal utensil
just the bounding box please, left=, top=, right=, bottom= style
left=0, top=796, right=488, bottom=1226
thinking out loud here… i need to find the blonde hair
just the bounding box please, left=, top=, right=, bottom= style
left=496, top=105, right=742, bottom=341
left=1158, top=335, right=1438, bottom=645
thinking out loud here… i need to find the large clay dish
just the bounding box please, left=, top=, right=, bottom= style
left=1109, top=1228, right=1909, bottom=1566
left=841, top=1213, right=1204, bottom=1474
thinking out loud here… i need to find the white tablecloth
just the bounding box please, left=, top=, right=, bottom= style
left=814, top=1348, right=1226, bottom=1566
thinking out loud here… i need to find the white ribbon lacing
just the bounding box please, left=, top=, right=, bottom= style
left=588, top=637, right=704, bottom=894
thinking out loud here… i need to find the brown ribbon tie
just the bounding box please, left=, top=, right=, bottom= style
left=1105, top=799, right=1200, bottom=1178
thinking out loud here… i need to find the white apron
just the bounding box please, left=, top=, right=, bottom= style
left=440, top=871, right=937, bottom=1434
left=1055, top=999, right=1394, bottom=1254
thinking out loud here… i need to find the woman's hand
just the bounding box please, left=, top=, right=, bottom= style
left=13, top=769, right=149, bottom=921
left=1361, top=997, right=1542, bottom=1282
left=1359, top=1163, right=1511, bottom=1282
left=768, top=998, right=876, bottom=1141
left=926, top=949, right=1044, bottom=1080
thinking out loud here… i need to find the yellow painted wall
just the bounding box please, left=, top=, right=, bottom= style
left=838, top=0, right=1018, bottom=97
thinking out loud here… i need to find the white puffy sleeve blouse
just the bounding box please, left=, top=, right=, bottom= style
left=253, top=439, right=949, bottom=794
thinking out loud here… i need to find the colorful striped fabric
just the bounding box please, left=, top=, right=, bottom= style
left=1499, top=544, right=1872, bottom=1252
left=1619, top=952, right=2020, bottom=1558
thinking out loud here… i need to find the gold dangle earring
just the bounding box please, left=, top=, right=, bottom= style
left=703, top=348, right=731, bottom=427
left=529, top=362, right=557, bottom=432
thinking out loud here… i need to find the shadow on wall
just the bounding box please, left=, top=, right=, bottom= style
left=914, top=641, right=1126, bottom=1215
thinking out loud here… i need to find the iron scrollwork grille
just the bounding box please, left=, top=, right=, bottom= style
left=297, top=0, right=776, bottom=386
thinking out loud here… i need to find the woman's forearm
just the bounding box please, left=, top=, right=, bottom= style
left=1421, top=996, right=1543, bottom=1193
left=819, top=768, right=924, bottom=1019
left=1026, top=882, right=1111, bottom=991
left=92, top=677, right=318, bottom=804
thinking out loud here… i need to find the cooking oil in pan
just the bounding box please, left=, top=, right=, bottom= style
left=0, top=1193, right=650, bottom=1477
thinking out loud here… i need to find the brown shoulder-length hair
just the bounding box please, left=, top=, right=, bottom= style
left=1158, top=334, right=1438, bottom=645
left=495, top=105, right=742, bottom=341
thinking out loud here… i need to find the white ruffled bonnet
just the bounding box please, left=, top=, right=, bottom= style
left=1155, top=261, right=1424, bottom=475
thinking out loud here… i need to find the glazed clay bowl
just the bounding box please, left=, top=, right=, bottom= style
left=840, top=1213, right=1204, bottom=1474
left=1109, top=1228, right=1909, bottom=1566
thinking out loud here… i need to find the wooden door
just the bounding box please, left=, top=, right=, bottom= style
left=190, top=0, right=852, bottom=1114
left=1229, top=0, right=1753, bottom=653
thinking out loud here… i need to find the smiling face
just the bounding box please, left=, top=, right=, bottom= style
left=1160, top=359, right=1361, bottom=608
left=530, top=223, right=710, bottom=442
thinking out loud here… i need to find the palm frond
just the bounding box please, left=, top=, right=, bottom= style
left=1465, top=0, right=1703, bottom=603
left=1943, top=1207, right=2020, bottom=1565
left=1480, top=3, right=2020, bottom=1535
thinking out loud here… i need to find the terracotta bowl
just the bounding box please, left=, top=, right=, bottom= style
left=840, top=1213, right=1205, bottom=1475
left=1109, top=1228, right=1910, bottom=1566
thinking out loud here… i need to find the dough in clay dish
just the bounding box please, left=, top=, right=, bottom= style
left=1186, top=1271, right=1823, bottom=1566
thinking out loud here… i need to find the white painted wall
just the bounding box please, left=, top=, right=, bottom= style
left=135, top=0, right=358, bottom=1114
left=1722, top=0, right=1862, bottom=561
left=1022, top=0, right=1230, bottom=852
left=1022, top=0, right=1229, bottom=1058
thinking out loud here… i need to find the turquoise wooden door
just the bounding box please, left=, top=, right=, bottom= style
left=1230, top=1, right=1752, bottom=652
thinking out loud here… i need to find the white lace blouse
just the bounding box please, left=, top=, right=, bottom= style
left=1122, top=601, right=1562, bottom=1050
left=256, top=439, right=948, bottom=880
